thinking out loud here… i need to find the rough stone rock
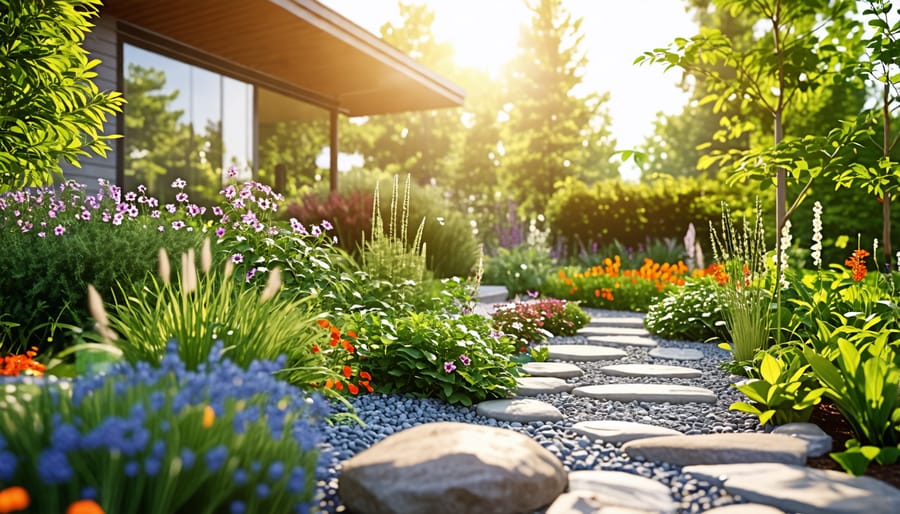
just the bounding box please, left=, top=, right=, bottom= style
left=522, top=361, right=584, bottom=378
left=599, top=363, right=701, bottom=378
left=684, top=462, right=900, bottom=514
left=339, top=422, right=567, bottom=514
left=648, top=347, right=705, bottom=361
left=476, top=398, right=564, bottom=422
left=578, top=326, right=651, bottom=337
left=772, top=422, right=832, bottom=457
left=543, top=344, right=627, bottom=362
left=586, top=335, right=658, bottom=348
left=545, top=492, right=657, bottom=514
left=565, top=470, right=677, bottom=514
left=571, top=420, right=684, bottom=444
left=515, top=376, right=574, bottom=396
left=703, top=505, right=784, bottom=514
left=573, top=384, right=716, bottom=404
left=622, top=433, right=808, bottom=466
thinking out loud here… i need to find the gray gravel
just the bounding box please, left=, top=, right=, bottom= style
left=314, top=308, right=763, bottom=513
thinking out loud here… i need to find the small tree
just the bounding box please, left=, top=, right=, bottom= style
left=0, top=0, right=125, bottom=191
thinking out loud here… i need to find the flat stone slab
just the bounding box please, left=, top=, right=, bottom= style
left=477, top=285, right=509, bottom=303
left=573, top=384, right=717, bottom=404
left=772, top=422, right=832, bottom=458
left=561, top=470, right=678, bottom=514
left=648, top=347, right=705, bottom=361
left=586, top=335, right=658, bottom=348
left=546, top=492, right=656, bottom=514
left=476, top=398, right=564, bottom=422
left=579, top=326, right=651, bottom=337
left=622, top=433, right=808, bottom=466
left=600, top=363, right=701, bottom=378
left=522, top=361, right=584, bottom=379
left=543, top=344, right=626, bottom=362
left=514, top=377, right=574, bottom=396
left=589, top=316, right=647, bottom=329
left=684, top=463, right=900, bottom=514
left=571, top=420, right=684, bottom=444
left=703, top=505, right=784, bottom=514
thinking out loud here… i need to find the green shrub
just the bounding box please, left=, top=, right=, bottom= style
left=0, top=342, right=327, bottom=513
left=645, top=279, right=729, bottom=342
left=571, top=238, right=686, bottom=269
left=0, top=0, right=125, bottom=190
left=491, top=298, right=590, bottom=348
left=342, top=311, right=520, bottom=406
left=482, top=245, right=555, bottom=298
left=0, top=181, right=201, bottom=351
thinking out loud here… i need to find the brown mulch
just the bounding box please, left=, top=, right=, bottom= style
left=805, top=400, right=900, bottom=488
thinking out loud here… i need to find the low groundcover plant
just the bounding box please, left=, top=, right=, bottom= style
left=0, top=341, right=328, bottom=514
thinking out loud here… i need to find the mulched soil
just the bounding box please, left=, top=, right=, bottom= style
left=805, top=400, right=900, bottom=488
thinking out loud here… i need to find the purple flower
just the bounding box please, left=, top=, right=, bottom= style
left=165, top=204, right=176, bottom=214
left=245, top=268, right=256, bottom=282
left=171, top=178, right=187, bottom=189
left=443, top=361, right=456, bottom=373
left=459, top=354, right=471, bottom=366
left=310, top=225, right=321, bottom=237
left=215, top=227, right=226, bottom=238
left=150, top=210, right=160, bottom=219
left=124, top=192, right=137, bottom=201
left=321, top=220, right=333, bottom=231
left=212, top=206, right=224, bottom=217
left=54, top=225, right=65, bottom=236
left=289, top=218, right=306, bottom=234
left=231, top=253, right=244, bottom=264
left=38, top=232, right=46, bottom=238
left=175, top=192, right=189, bottom=203
left=112, top=213, right=124, bottom=226
left=171, top=220, right=185, bottom=230
left=81, top=210, right=91, bottom=221
left=227, top=166, right=239, bottom=178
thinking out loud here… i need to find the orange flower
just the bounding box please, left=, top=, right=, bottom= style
left=845, top=249, right=870, bottom=281
left=0, top=486, right=30, bottom=513
left=316, top=319, right=330, bottom=329
left=0, top=347, right=46, bottom=377
left=359, top=371, right=372, bottom=381
left=347, top=383, right=359, bottom=395
left=324, top=379, right=334, bottom=389
left=341, top=340, right=355, bottom=353
left=359, top=380, right=374, bottom=393
left=346, top=331, right=357, bottom=339
left=202, top=405, right=215, bottom=428
left=67, top=499, right=104, bottom=514
left=342, top=365, right=352, bottom=379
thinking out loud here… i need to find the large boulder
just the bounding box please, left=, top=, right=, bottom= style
left=339, top=421, right=567, bottom=514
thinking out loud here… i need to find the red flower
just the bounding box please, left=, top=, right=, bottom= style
left=342, top=365, right=352, bottom=379
left=316, top=319, right=330, bottom=329
left=312, top=345, right=319, bottom=353
left=341, top=340, right=355, bottom=353
left=845, top=249, right=870, bottom=281
left=347, top=383, right=359, bottom=395
left=359, top=371, right=372, bottom=381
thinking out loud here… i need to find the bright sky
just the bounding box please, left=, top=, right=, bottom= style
left=319, top=0, right=699, bottom=180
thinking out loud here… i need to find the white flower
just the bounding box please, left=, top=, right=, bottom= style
left=874, top=238, right=879, bottom=255
left=811, top=201, right=823, bottom=268
left=778, top=220, right=792, bottom=289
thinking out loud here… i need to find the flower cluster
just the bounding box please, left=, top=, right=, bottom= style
left=0, top=342, right=328, bottom=514
left=811, top=201, right=823, bottom=269
left=313, top=319, right=373, bottom=395
left=845, top=248, right=870, bottom=282
left=0, top=347, right=45, bottom=376
left=491, top=298, right=590, bottom=349
left=560, top=256, right=690, bottom=294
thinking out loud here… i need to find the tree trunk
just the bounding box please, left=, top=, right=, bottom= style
left=883, top=81, right=892, bottom=271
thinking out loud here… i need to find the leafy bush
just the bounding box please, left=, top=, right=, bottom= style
left=491, top=298, right=590, bottom=348
left=645, top=278, right=729, bottom=342
left=341, top=311, right=520, bottom=406
left=482, top=245, right=555, bottom=298
left=0, top=180, right=201, bottom=351
left=542, top=257, right=696, bottom=312
left=0, top=342, right=328, bottom=513
left=0, top=0, right=125, bottom=190
left=730, top=347, right=824, bottom=426
left=571, top=237, right=686, bottom=269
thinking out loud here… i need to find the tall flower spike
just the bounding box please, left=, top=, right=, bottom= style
left=778, top=220, right=792, bottom=289
left=811, top=201, right=823, bottom=269
left=181, top=249, right=197, bottom=294
left=158, top=247, right=170, bottom=284
left=200, top=238, right=212, bottom=275
left=260, top=267, right=282, bottom=303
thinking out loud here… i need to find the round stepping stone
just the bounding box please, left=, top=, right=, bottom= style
left=514, top=377, right=573, bottom=396
left=522, top=361, right=584, bottom=378
left=683, top=463, right=900, bottom=514
left=599, top=363, right=702, bottom=378
left=573, top=384, right=717, bottom=404
left=772, top=422, right=832, bottom=458
left=476, top=398, right=564, bottom=422
left=543, top=344, right=626, bottom=362
left=586, top=335, right=658, bottom=348
left=588, top=316, right=647, bottom=328
left=565, top=470, right=678, bottom=514
left=571, top=420, right=684, bottom=444
left=703, top=505, right=785, bottom=514
left=546, top=492, right=655, bottom=514
left=648, top=347, right=705, bottom=361
left=622, top=433, right=808, bottom=466
left=579, top=326, right=651, bottom=337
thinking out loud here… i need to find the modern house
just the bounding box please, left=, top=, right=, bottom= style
left=75, top=0, right=465, bottom=197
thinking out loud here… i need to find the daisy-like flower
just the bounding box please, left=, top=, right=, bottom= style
left=231, top=253, right=244, bottom=264
left=171, top=178, right=187, bottom=189
left=215, top=227, right=226, bottom=238
left=443, top=361, right=456, bottom=373
left=459, top=354, right=471, bottom=366
left=54, top=225, right=65, bottom=236
left=321, top=220, right=333, bottom=231
left=171, top=220, right=185, bottom=230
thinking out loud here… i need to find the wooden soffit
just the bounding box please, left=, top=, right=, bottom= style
left=101, top=0, right=465, bottom=116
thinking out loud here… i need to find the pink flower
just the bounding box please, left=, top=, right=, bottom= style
left=54, top=225, right=65, bottom=236
left=459, top=354, right=471, bottom=366
left=231, top=253, right=244, bottom=264
left=443, top=361, right=456, bottom=373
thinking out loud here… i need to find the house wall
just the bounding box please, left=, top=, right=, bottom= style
left=61, top=15, right=120, bottom=191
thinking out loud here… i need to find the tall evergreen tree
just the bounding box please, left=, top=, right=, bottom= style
left=500, top=0, right=617, bottom=215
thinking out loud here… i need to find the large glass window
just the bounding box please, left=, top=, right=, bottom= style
left=122, top=44, right=253, bottom=203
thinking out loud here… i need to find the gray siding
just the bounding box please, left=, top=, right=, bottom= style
left=61, top=15, right=119, bottom=191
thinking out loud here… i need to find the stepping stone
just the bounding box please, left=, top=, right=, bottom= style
left=648, top=347, right=705, bottom=361
left=684, top=462, right=900, bottom=514
left=514, top=377, right=573, bottom=396
left=772, top=422, right=832, bottom=458
left=555, top=470, right=678, bottom=514
left=703, top=505, right=785, bottom=514
left=546, top=492, right=655, bottom=514
left=477, top=284, right=509, bottom=303
left=622, top=433, right=808, bottom=466
left=600, top=363, right=701, bottom=378
left=579, top=326, right=651, bottom=337
left=542, top=344, right=626, bottom=362
left=476, top=398, right=564, bottom=422
left=573, top=384, right=717, bottom=404
left=588, top=316, right=647, bottom=329
left=586, top=335, right=658, bottom=348
left=522, top=361, right=584, bottom=379
left=571, top=420, right=684, bottom=444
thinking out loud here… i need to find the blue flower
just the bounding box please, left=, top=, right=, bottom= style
left=255, top=483, right=270, bottom=499
left=81, top=487, right=98, bottom=500
left=268, top=461, right=284, bottom=481
left=37, top=448, right=73, bottom=484
left=205, top=445, right=228, bottom=472
left=232, top=468, right=248, bottom=486
left=144, top=457, right=161, bottom=476
left=229, top=501, right=246, bottom=514
left=52, top=423, right=81, bottom=452
left=287, top=467, right=306, bottom=494
left=124, top=460, right=140, bottom=477
left=180, top=448, right=196, bottom=469
left=0, top=450, right=17, bottom=481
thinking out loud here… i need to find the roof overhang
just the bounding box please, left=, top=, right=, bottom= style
left=101, top=0, right=465, bottom=116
